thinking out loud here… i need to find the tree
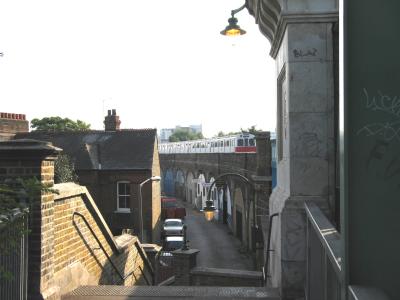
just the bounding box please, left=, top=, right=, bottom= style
left=214, top=126, right=263, bottom=137
left=30, top=117, right=90, bottom=131
left=54, top=154, right=78, bottom=183
left=241, top=125, right=263, bottom=135
left=169, top=128, right=204, bottom=142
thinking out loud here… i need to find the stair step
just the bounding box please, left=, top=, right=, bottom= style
left=63, top=285, right=281, bottom=300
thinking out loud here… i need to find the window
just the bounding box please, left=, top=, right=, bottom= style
left=237, top=139, right=244, bottom=146
left=117, top=181, right=131, bottom=212
left=249, top=139, right=255, bottom=146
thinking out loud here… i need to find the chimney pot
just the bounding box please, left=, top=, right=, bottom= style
left=104, top=109, right=121, bottom=131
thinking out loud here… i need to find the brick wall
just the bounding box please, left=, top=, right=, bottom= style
left=0, top=140, right=148, bottom=300
left=151, top=139, right=161, bottom=243
left=78, top=169, right=160, bottom=243
left=52, top=183, right=147, bottom=295
left=0, top=113, right=29, bottom=141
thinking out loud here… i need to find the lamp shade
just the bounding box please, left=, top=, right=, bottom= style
left=203, top=200, right=216, bottom=221
left=220, top=17, right=246, bottom=36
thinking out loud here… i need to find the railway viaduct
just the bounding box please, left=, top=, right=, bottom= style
left=159, top=132, right=272, bottom=269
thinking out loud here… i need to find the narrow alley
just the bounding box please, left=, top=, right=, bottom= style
left=178, top=199, right=255, bottom=271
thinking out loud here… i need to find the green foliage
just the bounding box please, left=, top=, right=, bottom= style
left=169, top=128, right=204, bottom=142
left=214, top=126, right=263, bottom=137
left=54, top=154, right=78, bottom=183
left=241, top=125, right=263, bottom=135
left=31, top=116, right=91, bottom=131
left=0, top=178, right=57, bottom=280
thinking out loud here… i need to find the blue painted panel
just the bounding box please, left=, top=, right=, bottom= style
left=163, top=170, right=174, bottom=196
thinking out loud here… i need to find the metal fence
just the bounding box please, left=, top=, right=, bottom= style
left=305, top=203, right=391, bottom=300
left=0, top=213, right=28, bottom=300
left=305, top=202, right=342, bottom=300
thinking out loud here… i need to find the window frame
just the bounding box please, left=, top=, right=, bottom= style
left=117, top=181, right=131, bottom=213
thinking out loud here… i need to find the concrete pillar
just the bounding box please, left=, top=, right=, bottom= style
left=0, top=139, right=61, bottom=300
left=172, top=248, right=200, bottom=285
left=247, top=1, right=338, bottom=299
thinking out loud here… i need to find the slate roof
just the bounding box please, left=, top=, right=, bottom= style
left=15, top=129, right=157, bottom=170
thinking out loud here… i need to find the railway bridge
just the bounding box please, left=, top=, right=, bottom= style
left=159, top=132, right=273, bottom=268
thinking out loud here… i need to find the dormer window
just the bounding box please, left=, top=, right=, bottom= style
left=117, top=181, right=131, bottom=212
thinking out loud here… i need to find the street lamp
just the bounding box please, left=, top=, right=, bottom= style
left=203, top=172, right=253, bottom=220
left=220, top=2, right=247, bottom=36
left=138, top=175, right=161, bottom=242
left=203, top=173, right=255, bottom=250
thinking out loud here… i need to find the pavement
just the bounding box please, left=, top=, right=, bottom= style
left=178, top=199, right=255, bottom=271
left=64, top=286, right=280, bottom=299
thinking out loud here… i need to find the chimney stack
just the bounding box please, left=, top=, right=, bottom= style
left=104, top=109, right=121, bottom=131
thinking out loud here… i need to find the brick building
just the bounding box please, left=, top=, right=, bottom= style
left=0, top=112, right=29, bottom=140
left=16, top=110, right=162, bottom=243
left=0, top=139, right=150, bottom=300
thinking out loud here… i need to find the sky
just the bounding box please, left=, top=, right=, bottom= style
left=0, top=0, right=276, bottom=138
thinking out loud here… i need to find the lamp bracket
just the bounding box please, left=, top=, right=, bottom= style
left=231, top=2, right=247, bottom=17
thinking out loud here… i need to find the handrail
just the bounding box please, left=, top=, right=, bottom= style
left=134, top=240, right=155, bottom=285
left=72, top=211, right=152, bottom=285
left=304, top=202, right=342, bottom=277
left=263, top=212, right=278, bottom=283
left=349, top=285, right=390, bottom=300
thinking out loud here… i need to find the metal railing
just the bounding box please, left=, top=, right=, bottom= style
left=305, top=202, right=342, bottom=300
left=0, top=212, right=28, bottom=300
left=263, top=212, right=278, bottom=284
left=305, top=203, right=391, bottom=300
left=72, top=211, right=154, bottom=285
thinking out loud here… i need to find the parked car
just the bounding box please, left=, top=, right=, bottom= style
left=162, top=218, right=184, bottom=238
left=161, top=197, right=186, bottom=220
left=163, top=236, right=184, bottom=251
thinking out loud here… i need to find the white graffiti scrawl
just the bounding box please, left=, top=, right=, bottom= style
left=357, top=120, right=400, bottom=142
left=357, top=89, right=400, bottom=143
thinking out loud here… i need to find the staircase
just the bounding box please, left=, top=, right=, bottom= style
left=62, top=285, right=281, bottom=299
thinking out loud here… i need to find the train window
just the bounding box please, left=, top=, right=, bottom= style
left=219, top=141, right=223, bottom=147
left=244, top=139, right=249, bottom=146
left=238, top=139, right=244, bottom=146
left=249, top=139, right=255, bottom=146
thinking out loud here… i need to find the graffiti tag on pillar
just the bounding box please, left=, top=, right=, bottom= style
left=358, top=89, right=400, bottom=187
left=293, top=48, right=317, bottom=58
left=357, top=89, right=400, bottom=143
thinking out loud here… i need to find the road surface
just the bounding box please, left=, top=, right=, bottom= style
left=179, top=199, right=255, bottom=271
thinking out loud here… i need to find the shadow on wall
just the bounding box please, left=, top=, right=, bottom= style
left=72, top=213, right=149, bottom=286
left=52, top=183, right=153, bottom=295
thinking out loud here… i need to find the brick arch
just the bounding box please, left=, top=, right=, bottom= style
left=175, top=169, right=186, bottom=200
left=232, top=186, right=245, bottom=242
left=185, top=171, right=196, bottom=205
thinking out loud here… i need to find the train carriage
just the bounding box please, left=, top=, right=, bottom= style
left=158, top=133, right=257, bottom=154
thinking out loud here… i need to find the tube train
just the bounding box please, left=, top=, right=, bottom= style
left=158, top=133, right=257, bottom=154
